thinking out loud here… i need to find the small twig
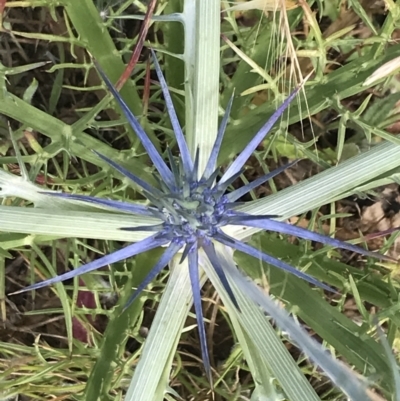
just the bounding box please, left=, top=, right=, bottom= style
left=0, top=0, right=6, bottom=28
left=115, top=0, right=158, bottom=90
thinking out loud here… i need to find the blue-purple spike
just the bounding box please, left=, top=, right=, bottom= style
left=202, top=93, right=235, bottom=180
left=202, top=241, right=240, bottom=310
left=220, top=86, right=300, bottom=184
left=226, top=160, right=298, bottom=202
left=213, top=169, right=245, bottom=194
left=166, top=146, right=180, bottom=181
left=120, top=224, right=165, bottom=232
left=44, top=192, right=158, bottom=217
left=214, top=231, right=336, bottom=292
left=180, top=242, right=195, bottom=264
left=191, top=147, right=201, bottom=182
left=228, top=217, right=393, bottom=262
left=221, top=212, right=280, bottom=224
left=203, top=167, right=221, bottom=188
left=10, top=234, right=170, bottom=295
left=93, top=150, right=162, bottom=197
left=226, top=214, right=283, bottom=223
left=123, top=241, right=182, bottom=311
left=94, top=60, right=176, bottom=190
left=151, top=50, right=194, bottom=175
left=188, top=249, right=212, bottom=383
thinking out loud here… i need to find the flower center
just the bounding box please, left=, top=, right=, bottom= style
left=159, top=182, right=226, bottom=241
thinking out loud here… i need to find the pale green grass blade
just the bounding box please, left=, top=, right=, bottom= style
left=0, top=206, right=159, bottom=242
left=125, top=258, right=206, bottom=401
left=223, top=302, right=292, bottom=400
left=236, top=244, right=393, bottom=391
left=0, top=169, right=104, bottom=209
left=2, top=140, right=400, bottom=246
left=0, top=256, right=5, bottom=323
left=184, top=0, right=220, bottom=173
left=229, top=140, right=400, bottom=240
left=201, top=248, right=320, bottom=401
left=229, top=274, right=371, bottom=401
left=212, top=246, right=372, bottom=401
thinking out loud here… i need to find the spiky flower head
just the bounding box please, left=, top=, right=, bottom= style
left=13, top=50, right=387, bottom=382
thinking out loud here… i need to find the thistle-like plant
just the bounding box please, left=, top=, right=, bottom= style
left=13, top=51, right=388, bottom=384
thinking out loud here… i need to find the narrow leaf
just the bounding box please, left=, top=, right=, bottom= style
left=226, top=160, right=298, bottom=202
left=10, top=233, right=169, bottom=295
left=94, top=60, right=175, bottom=189
left=188, top=248, right=212, bottom=382
left=202, top=93, right=234, bottom=179
left=45, top=192, right=156, bottom=217
left=151, top=49, right=193, bottom=174
left=123, top=241, right=182, bottom=311
left=220, top=87, right=300, bottom=184
left=231, top=218, right=392, bottom=261
left=202, top=241, right=240, bottom=309
left=215, top=231, right=335, bottom=292
left=224, top=258, right=372, bottom=401
left=93, top=150, right=163, bottom=197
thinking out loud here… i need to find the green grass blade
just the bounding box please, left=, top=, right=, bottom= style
left=30, top=243, right=74, bottom=353
left=0, top=92, right=155, bottom=186
left=377, top=324, right=400, bottom=401
left=84, top=250, right=163, bottom=400
left=63, top=0, right=157, bottom=146
left=220, top=43, right=400, bottom=164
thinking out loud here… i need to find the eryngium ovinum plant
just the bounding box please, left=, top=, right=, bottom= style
left=5, top=3, right=395, bottom=400
left=11, top=47, right=390, bottom=399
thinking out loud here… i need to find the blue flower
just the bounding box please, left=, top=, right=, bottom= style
left=14, top=50, right=388, bottom=382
